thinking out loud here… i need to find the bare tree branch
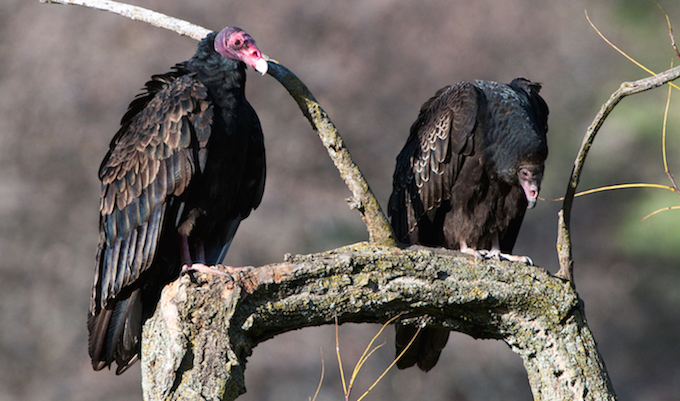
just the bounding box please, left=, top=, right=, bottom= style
left=40, top=0, right=211, bottom=40
left=557, top=65, right=680, bottom=282
left=141, top=244, right=616, bottom=401
left=264, top=61, right=396, bottom=245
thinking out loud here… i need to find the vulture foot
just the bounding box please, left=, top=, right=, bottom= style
left=479, top=250, right=534, bottom=265
left=181, top=263, right=253, bottom=279
left=181, top=263, right=231, bottom=278
left=459, top=246, right=486, bottom=260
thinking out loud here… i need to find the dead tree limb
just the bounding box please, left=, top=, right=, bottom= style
left=264, top=60, right=396, bottom=245
left=39, top=0, right=211, bottom=40
left=141, top=244, right=615, bottom=401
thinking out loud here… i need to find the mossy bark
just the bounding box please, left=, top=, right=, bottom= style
left=141, top=243, right=616, bottom=400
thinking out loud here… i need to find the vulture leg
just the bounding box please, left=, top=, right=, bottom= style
left=179, top=236, right=230, bottom=277
left=180, top=234, right=193, bottom=266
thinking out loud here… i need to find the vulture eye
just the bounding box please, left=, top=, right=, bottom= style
left=234, top=39, right=242, bottom=46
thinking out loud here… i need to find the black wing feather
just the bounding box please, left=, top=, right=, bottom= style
left=89, top=71, right=213, bottom=372
left=390, top=82, right=484, bottom=371
left=93, top=74, right=212, bottom=310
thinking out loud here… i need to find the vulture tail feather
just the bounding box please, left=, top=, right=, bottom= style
left=88, top=289, right=142, bottom=373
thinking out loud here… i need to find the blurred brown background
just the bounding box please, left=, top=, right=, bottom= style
left=2, top=0, right=680, bottom=400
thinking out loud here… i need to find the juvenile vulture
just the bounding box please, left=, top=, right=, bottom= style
left=388, top=78, right=549, bottom=371
left=88, top=27, right=269, bottom=374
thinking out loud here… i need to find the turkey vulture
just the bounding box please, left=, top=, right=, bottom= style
left=389, top=78, right=549, bottom=371
left=88, top=27, right=269, bottom=374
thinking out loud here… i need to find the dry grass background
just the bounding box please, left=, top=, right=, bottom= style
left=1, top=0, right=680, bottom=400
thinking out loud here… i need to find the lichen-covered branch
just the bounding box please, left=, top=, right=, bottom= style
left=557, top=66, right=680, bottom=282
left=141, top=244, right=615, bottom=401
left=40, top=0, right=396, bottom=247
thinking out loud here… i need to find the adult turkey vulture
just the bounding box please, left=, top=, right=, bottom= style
left=88, top=27, right=269, bottom=374
left=388, top=78, right=549, bottom=371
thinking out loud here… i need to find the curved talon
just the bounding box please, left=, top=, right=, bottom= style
left=479, top=249, right=500, bottom=259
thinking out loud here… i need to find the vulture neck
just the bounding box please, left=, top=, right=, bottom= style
left=476, top=81, right=547, bottom=184
left=187, top=32, right=247, bottom=98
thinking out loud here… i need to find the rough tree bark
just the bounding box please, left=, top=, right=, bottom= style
left=140, top=244, right=614, bottom=401
left=41, top=1, right=680, bottom=400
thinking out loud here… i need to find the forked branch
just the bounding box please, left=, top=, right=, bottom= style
left=557, top=63, right=680, bottom=283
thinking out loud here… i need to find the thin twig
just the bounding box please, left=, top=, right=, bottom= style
left=335, top=316, right=348, bottom=399
left=655, top=2, right=680, bottom=62
left=550, top=182, right=678, bottom=202
left=586, top=10, right=680, bottom=91
left=641, top=205, right=680, bottom=221
left=41, top=0, right=397, bottom=246
left=310, top=348, right=324, bottom=401
left=557, top=11, right=680, bottom=283
left=661, top=76, right=679, bottom=191
left=354, top=325, right=422, bottom=401
left=557, top=65, right=680, bottom=282
left=346, top=313, right=403, bottom=399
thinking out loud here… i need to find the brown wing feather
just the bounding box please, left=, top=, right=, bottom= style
left=388, top=82, right=483, bottom=242
left=391, top=78, right=548, bottom=373
left=390, top=82, right=483, bottom=371
left=91, top=73, right=213, bottom=313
